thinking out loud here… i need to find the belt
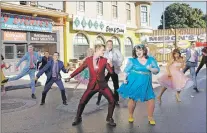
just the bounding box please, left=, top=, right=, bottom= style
left=132, top=70, right=151, bottom=75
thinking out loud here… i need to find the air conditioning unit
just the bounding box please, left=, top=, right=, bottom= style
left=30, top=1, right=37, bottom=6
left=20, top=1, right=27, bottom=5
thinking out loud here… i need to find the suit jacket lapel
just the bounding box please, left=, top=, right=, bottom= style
left=90, top=56, right=96, bottom=74
left=96, top=57, right=102, bottom=74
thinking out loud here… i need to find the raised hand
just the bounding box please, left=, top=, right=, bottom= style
left=107, top=59, right=113, bottom=67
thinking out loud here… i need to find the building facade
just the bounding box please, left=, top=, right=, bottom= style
left=65, top=1, right=153, bottom=62
left=0, top=2, right=68, bottom=75
left=143, top=28, right=206, bottom=62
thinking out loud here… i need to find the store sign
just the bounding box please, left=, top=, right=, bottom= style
left=3, top=31, right=26, bottom=41
left=146, top=35, right=197, bottom=43
left=157, top=48, right=171, bottom=54
left=197, top=33, right=206, bottom=42
left=73, top=15, right=126, bottom=35
left=177, top=40, right=190, bottom=49
left=30, top=33, right=57, bottom=42
left=1, top=12, right=53, bottom=32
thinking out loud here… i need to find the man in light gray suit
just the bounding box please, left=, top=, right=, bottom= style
left=96, top=40, right=124, bottom=106
left=182, top=41, right=199, bottom=92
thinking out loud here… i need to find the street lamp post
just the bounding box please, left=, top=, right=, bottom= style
left=162, top=1, right=165, bottom=64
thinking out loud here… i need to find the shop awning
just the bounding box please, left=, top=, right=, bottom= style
left=0, top=2, right=68, bottom=18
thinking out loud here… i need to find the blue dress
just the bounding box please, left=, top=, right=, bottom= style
left=118, top=57, right=160, bottom=102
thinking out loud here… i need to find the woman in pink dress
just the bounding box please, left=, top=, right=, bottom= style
left=157, top=49, right=194, bottom=103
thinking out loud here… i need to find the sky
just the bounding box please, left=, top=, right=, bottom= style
left=150, top=2, right=206, bottom=29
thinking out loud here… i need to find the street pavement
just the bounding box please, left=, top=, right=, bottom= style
left=1, top=67, right=206, bottom=133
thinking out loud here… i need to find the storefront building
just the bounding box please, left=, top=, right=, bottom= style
left=143, top=28, right=206, bottom=61
left=0, top=2, right=68, bottom=74
left=65, top=2, right=153, bottom=63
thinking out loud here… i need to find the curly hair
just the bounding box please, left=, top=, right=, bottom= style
left=172, top=49, right=182, bottom=61
left=132, top=44, right=148, bottom=59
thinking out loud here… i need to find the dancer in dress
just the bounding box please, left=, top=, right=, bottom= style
left=157, top=49, right=194, bottom=103
left=35, top=52, right=70, bottom=105
left=196, top=47, right=207, bottom=76
left=68, top=44, right=116, bottom=126
left=1, top=44, right=42, bottom=99
left=118, top=44, right=160, bottom=125
left=73, top=48, right=94, bottom=89
left=1, top=55, right=11, bottom=95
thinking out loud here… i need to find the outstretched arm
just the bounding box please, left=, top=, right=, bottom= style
left=36, top=61, right=51, bottom=78
left=16, top=53, right=27, bottom=68
left=70, top=59, right=88, bottom=78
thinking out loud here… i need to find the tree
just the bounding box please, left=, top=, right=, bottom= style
left=158, top=3, right=206, bottom=29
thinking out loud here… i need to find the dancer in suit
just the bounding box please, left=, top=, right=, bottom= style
left=181, top=41, right=199, bottom=92
left=68, top=44, right=116, bottom=126
left=196, top=47, right=207, bottom=76
left=1, top=44, right=42, bottom=99
left=96, top=40, right=124, bottom=106
left=37, top=51, right=52, bottom=72
left=35, top=52, right=69, bottom=105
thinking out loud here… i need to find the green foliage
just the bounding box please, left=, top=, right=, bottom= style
left=158, top=3, right=206, bottom=29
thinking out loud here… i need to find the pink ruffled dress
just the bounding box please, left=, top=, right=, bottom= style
left=158, top=62, right=194, bottom=91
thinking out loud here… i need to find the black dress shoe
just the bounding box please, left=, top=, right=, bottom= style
left=193, top=87, right=199, bottom=93
left=40, top=102, right=45, bottom=105
left=115, top=101, right=120, bottom=106
left=96, top=101, right=100, bottom=106
left=106, top=118, right=116, bottom=126
left=31, top=94, right=36, bottom=99
left=72, top=117, right=82, bottom=126
left=63, top=102, right=68, bottom=105
left=1, top=78, right=8, bottom=84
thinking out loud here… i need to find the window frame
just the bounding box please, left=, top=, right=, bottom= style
left=140, top=5, right=149, bottom=26
left=97, top=1, right=103, bottom=16
left=77, top=1, right=85, bottom=12
left=112, top=1, right=118, bottom=19
left=126, top=3, right=131, bottom=21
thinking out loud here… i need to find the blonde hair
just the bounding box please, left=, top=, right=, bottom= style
left=86, top=48, right=94, bottom=57
left=94, top=44, right=105, bottom=52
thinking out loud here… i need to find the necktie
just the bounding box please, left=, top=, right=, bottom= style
left=30, top=52, right=34, bottom=68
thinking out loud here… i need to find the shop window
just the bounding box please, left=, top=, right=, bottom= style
left=16, top=45, right=26, bottom=58
left=95, top=36, right=105, bottom=45
left=124, top=37, right=133, bottom=57
left=111, top=36, right=120, bottom=50
left=5, top=45, right=14, bottom=59
left=73, top=33, right=89, bottom=59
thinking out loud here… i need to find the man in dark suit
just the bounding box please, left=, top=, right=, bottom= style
left=196, top=47, right=207, bottom=75
left=35, top=52, right=69, bottom=105
left=68, top=44, right=116, bottom=127
left=37, top=51, right=52, bottom=71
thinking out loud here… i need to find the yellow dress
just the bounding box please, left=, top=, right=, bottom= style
left=1, top=66, right=6, bottom=86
